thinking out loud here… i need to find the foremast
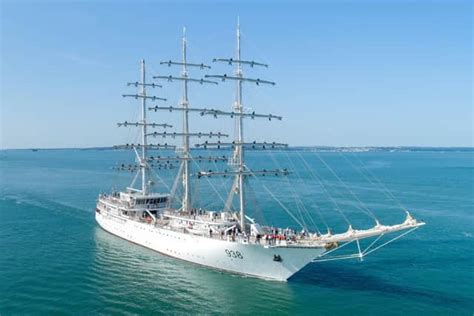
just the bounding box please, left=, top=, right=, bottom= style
left=205, top=21, right=282, bottom=232
left=235, top=21, right=246, bottom=232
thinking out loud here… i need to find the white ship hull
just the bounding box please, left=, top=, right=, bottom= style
left=96, top=211, right=325, bottom=281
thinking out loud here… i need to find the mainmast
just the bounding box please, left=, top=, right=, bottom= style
left=151, top=28, right=221, bottom=212
left=182, top=28, right=191, bottom=212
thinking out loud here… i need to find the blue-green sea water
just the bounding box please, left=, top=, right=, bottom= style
left=0, top=149, right=473, bottom=315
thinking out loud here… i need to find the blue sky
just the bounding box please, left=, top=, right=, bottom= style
left=1, top=0, right=472, bottom=149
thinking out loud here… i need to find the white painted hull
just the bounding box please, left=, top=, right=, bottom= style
left=96, top=211, right=325, bottom=281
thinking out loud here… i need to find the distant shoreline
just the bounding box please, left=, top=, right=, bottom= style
left=2, top=146, right=473, bottom=152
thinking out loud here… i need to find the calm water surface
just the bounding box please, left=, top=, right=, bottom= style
left=0, top=149, right=472, bottom=315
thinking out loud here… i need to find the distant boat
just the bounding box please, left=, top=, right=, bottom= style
left=32, top=149, right=38, bottom=152
left=95, top=23, right=425, bottom=281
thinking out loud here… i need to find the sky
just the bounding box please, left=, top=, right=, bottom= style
left=1, top=0, right=472, bottom=149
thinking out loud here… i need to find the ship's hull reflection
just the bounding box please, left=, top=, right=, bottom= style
left=93, top=227, right=297, bottom=314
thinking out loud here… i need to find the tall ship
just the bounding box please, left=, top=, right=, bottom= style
left=95, top=24, right=425, bottom=281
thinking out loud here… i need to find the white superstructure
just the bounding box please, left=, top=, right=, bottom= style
left=95, top=24, right=425, bottom=281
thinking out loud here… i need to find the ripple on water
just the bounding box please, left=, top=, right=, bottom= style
left=1, top=150, right=473, bottom=315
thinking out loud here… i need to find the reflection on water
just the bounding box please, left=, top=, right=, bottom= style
left=93, top=227, right=296, bottom=314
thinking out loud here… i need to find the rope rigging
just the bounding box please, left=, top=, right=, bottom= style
left=312, top=152, right=378, bottom=222
left=244, top=178, right=268, bottom=227
left=266, top=150, right=317, bottom=233
left=296, top=151, right=352, bottom=226
left=247, top=166, right=306, bottom=229
left=347, top=152, right=408, bottom=213
left=189, top=152, right=227, bottom=206
left=283, top=151, right=330, bottom=232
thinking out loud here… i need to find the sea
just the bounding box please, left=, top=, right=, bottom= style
left=0, top=148, right=472, bottom=315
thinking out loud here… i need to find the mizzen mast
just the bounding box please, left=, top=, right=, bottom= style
left=140, top=60, right=148, bottom=194
left=120, top=59, right=169, bottom=194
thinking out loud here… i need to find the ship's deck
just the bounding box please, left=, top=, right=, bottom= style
left=97, top=195, right=316, bottom=247
left=97, top=195, right=424, bottom=248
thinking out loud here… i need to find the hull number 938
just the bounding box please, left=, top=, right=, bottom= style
left=225, top=249, right=243, bottom=259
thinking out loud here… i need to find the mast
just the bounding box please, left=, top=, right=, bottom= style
left=235, top=21, right=246, bottom=231
left=140, top=59, right=148, bottom=195
left=205, top=20, right=280, bottom=232
left=182, top=28, right=191, bottom=212
left=121, top=60, right=168, bottom=194
left=151, top=28, right=220, bottom=212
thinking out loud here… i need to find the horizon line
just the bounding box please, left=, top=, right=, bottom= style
left=1, top=145, right=473, bottom=151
